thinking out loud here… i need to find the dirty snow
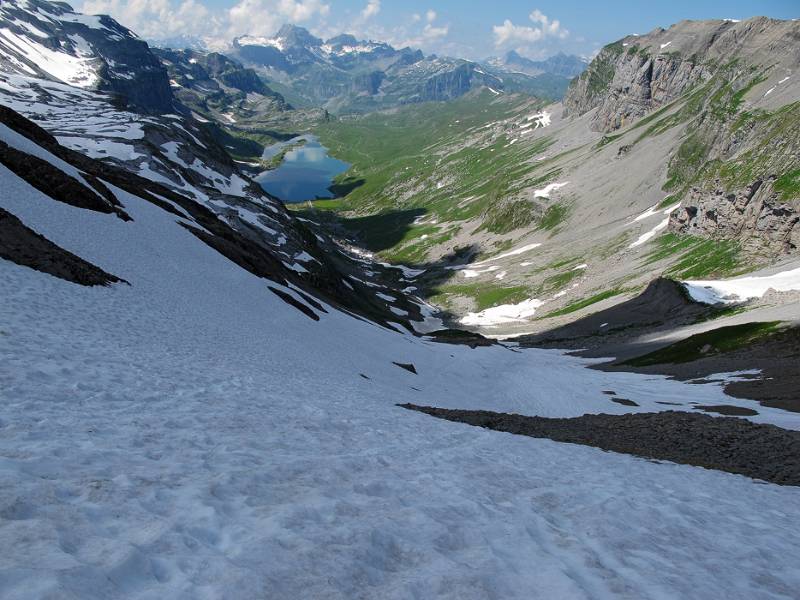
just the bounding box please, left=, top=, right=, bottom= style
left=526, top=110, right=551, bottom=128
left=462, top=242, right=543, bottom=270
left=633, top=200, right=681, bottom=223
left=462, top=265, right=500, bottom=278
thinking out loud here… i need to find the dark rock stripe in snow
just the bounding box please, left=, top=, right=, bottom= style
left=268, top=286, right=320, bottom=321
left=0, top=140, right=131, bottom=220
left=399, top=404, right=800, bottom=486
left=0, top=207, right=125, bottom=286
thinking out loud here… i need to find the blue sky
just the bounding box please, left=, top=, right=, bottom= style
left=79, top=0, right=800, bottom=59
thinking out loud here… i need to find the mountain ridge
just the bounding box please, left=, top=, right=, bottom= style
left=0, top=0, right=173, bottom=113
left=222, top=23, right=580, bottom=112
left=300, top=15, right=799, bottom=336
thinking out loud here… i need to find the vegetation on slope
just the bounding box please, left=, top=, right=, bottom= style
left=303, top=91, right=558, bottom=264
left=624, top=322, right=783, bottom=366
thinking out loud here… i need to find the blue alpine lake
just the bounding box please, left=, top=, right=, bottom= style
left=256, top=135, right=350, bottom=203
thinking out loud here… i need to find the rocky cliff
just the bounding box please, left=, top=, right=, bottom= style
left=671, top=179, right=800, bottom=255
left=154, top=48, right=290, bottom=120
left=0, top=0, right=173, bottom=113
left=564, top=18, right=800, bottom=133
left=562, top=17, right=800, bottom=256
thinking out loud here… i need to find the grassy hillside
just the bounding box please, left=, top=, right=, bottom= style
left=300, top=91, right=560, bottom=264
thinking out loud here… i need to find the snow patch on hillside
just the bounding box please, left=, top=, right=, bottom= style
left=527, top=110, right=551, bottom=128
left=533, top=182, right=568, bottom=199
left=461, top=298, right=545, bottom=326
left=684, top=266, right=800, bottom=304
left=0, top=27, right=99, bottom=88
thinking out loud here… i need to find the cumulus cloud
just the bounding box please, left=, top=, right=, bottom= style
left=78, top=0, right=458, bottom=55
left=361, top=0, right=381, bottom=21
left=80, top=0, right=214, bottom=39
left=395, top=9, right=449, bottom=49
left=79, top=0, right=330, bottom=44
left=493, top=9, right=568, bottom=47
left=421, top=23, right=448, bottom=41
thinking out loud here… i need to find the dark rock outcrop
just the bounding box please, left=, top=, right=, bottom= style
left=518, top=278, right=711, bottom=354
left=0, top=0, right=173, bottom=113
left=400, top=404, right=800, bottom=486
left=0, top=207, right=125, bottom=286
left=0, top=139, right=131, bottom=220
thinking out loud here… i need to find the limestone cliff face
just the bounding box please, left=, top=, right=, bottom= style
left=563, top=17, right=800, bottom=257
left=564, top=17, right=800, bottom=133
left=671, top=180, right=800, bottom=256
left=564, top=46, right=708, bottom=132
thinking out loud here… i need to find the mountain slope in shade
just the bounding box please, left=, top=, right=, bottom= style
left=0, top=0, right=172, bottom=113
left=0, top=1, right=439, bottom=328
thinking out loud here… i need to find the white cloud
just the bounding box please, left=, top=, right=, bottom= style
left=529, top=9, right=567, bottom=38
left=80, top=0, right=214, bottom=39
left=422, top=23, right=448, bottom=41
left=493, top=9, right=568, bottom=47
left=361, top=0, right=381, bottom=20
left=78, top=0, right=459, bottom=55
left=395, top=9, right=449, bottom=49
left=79, top=0, right=330, bottom=44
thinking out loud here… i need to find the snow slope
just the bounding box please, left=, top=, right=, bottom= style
left=3, top=152, right=800, bottom=599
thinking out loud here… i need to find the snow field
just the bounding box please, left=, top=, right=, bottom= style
left=2, top=166, right=800, bottom=599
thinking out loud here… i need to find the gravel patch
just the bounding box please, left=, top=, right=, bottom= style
left=400, top=403, right=800, bottom=486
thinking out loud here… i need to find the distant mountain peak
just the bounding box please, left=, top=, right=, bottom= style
left=274, top=24, right=322, bottom=47
left=327, top=34, right=359, bottom=47
left=491, top=51, right=588, bottom=79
